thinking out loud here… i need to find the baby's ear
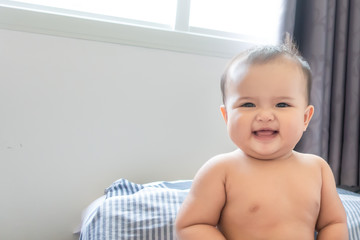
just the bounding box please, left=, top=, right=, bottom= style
left=303, top=105, right=314, bottom=131
left=220, top=105, right=228, bottom=124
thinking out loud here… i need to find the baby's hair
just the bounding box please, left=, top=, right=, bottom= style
left=221, top=35, right=312, bottom=105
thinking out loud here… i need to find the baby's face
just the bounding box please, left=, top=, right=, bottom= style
left=221, top=57, right=314, bottom=160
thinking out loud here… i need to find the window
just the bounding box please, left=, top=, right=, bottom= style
left=189, top=0, right=284, bottom=44
left=0, top=0, right=285, bottom=58
left=8, top=0, right=178, bottom=27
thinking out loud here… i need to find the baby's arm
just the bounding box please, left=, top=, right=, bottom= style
left=175, top=156, right=227, bottom=240
left=316, top=159, right=348, bottom=240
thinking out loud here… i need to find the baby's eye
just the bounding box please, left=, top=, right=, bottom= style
left=276, top=102, right=290, bottom=108
left=241, top=102, right=256, bottom=107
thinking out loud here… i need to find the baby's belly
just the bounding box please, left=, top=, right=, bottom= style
left=218, top=200, right=318, bottom=240
left=219, top=221, right=315, bottom=240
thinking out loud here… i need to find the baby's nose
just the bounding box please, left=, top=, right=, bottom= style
left=256, top=110, right=275, bottom=122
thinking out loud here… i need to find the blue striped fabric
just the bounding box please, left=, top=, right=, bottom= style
left=79, top=179, right=191, bottom=240
left=337, top=188, right=360, bottom=240
left=79, top=179, right=360, bottom=240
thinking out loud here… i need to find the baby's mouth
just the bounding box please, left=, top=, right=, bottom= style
left=253, top=129, right=279, bottom=137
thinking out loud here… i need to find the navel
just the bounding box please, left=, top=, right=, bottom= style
left=249, top=204, right=260, bottom=213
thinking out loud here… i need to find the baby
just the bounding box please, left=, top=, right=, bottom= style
left=175, top=39, right=348, bottom=240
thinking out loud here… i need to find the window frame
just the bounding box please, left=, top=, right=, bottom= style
left=0, top=0, right=260, bottom=58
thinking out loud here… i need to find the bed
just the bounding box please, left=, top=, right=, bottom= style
left=79, top=178, right=360, bottom=240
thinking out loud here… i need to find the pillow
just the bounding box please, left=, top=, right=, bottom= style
left=79, top=179, right=360, bottom=240
left=79, top=179, right=191, bottom=240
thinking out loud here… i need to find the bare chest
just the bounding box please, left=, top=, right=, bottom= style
left=218, top=161, right=321, bottom=238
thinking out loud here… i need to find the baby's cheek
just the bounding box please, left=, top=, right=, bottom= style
left=227, top=125, right=244, bottom=145
left=284, top=119, right=305, bottom=141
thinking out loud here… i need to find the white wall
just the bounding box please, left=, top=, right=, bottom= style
left=0, top=29, right=235, bottom=240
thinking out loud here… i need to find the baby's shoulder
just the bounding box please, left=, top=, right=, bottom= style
left=293, top=151, right=328, bottom=167
left=201, top=150, right=245, bottom=171
left=192, top=151, right=241, bottom=185
left=210, top=149, right=246, bottom=164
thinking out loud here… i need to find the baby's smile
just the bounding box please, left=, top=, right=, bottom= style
left=253, top=128, right=279, bottom=139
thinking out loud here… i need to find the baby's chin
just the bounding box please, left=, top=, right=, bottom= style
left=242, top=149, right=295, bottom=162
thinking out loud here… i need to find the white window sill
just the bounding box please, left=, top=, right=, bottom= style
left=0, top=3, right=256, bottom=58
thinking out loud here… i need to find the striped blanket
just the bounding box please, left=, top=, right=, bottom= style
left=338, top=188, right=360, bottom=239
left=79, top=179, right=360, bottom=240
left=79, top=179, right=191, bottom=240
